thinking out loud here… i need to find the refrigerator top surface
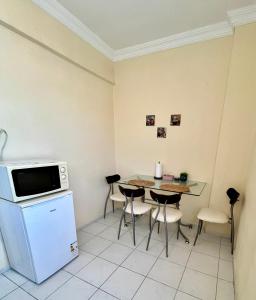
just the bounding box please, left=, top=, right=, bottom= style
left=3, top=190, right=73, bottom=208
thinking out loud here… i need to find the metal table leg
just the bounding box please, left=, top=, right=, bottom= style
left=176, top=194, right=193, bottom=229
left=177, top=220, right=190, bottom=243
left=180, top=221, right=193, bottom=229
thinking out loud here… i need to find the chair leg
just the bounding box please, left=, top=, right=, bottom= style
left=142, top=194, right=145, bottom=203
left=112, top=200, right=115, bottom=213
left=146, top=217, right=158, bottom=251
left=132, top=214, right=136, bottom=246
left=193, top=219, right=202, bottom=246
left=177, top=222, right=180, bottom=240
left=149, top=209, right=152, bottom=230
left=158, top=221, right=160, bottom=234
left=164, top=220, right=168, bottom=257
left=231, top=218, right=234, bottom=255
left=199, top=220, right=203, bottom=234
left=103, top=187, right=111, bottom=219
left=118, top=210, right=125, bottom=240
left=124, top=212, right=127, bottom=226
left=122, top=203, right=127, bottom=226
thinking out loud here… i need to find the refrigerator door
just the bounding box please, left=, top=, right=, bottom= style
left=0, top=199, right=35, bottom=280
left=22, top=192, right=78, bottom=283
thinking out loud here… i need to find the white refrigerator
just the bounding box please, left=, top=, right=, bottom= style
left=0, top=190, right=78, bottom=283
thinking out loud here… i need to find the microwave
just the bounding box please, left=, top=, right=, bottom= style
left=0, top=161, right=69, bottom=202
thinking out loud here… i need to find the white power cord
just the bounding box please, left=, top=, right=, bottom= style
left=0, top=129, right=8, bottom=161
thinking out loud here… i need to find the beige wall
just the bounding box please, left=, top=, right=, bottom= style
left=1, top=1, right=256, bottom=289
left=113, top=23, right=256, bottom=298
left=114, top=37, right=233, bottom=224
left=234, top=140, right=256, bottom=300
left=0, top=0, right=114, bottom=83
left=226, top=24, right=256, bottom=300
left=208, top=23, right=256, bottom=236
left=0, top=1, right=115, bottom=271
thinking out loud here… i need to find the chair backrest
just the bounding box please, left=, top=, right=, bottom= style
left=119, top=185, right=145, bottom=199
left=226, top=188, right=240, bottom=205
left=106, top=174, right=121, bottom=184
left=150, top=190, right=181, bottom=205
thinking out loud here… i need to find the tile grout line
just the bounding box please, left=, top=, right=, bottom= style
left=3, top=213, right=150, bottom=300
left=0, top=276, right=38, bottom=300
left=17, top=272, right=73, bottom=300
left=43, top=272, right=76, bottom=300
left=215, top=237, right=221, bottom=300
left=19, top=230, right=119, bottom=300
left=76, top=248, right=234, bottom=299
left=87, top=209, right=145, bottom=299
left=81, top=242, right=118, bottom=299
left=173, top=226, right=222, bottom=300
left=94, top=289, right=120, bottom=300
left=92, top=212, right=171, bottom=298
left=63, top=217, right=227, bottom=299
left=81, top=215, right=214, bottom=299
left=85, top=215, right=149, bottom=299
left=130, top=225, right=193, bottom=299
left=131, top=227, right=170, bottom=300
left=2, top=212, right=233, bottom=300
left=0, top=286, right=20, bottom=300
left=173, top=239, right=193, bottom=299
left=93, top=220, right=150, bottom=298
left=73, top=212, right=149, bottom=299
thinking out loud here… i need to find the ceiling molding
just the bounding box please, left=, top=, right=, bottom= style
left=32, top=0, right=114, bottom=60
left=113, top=22, right=233, bottom=61
left=228, top=4, right=256, bottom=27
left=32, top=1, right=256, bottom=62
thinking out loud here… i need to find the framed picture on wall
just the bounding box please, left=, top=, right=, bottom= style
left=170, top=114, right=181, bottom=126
left=146, top=115, right=155, bottom=126
left=157, top=127, right=166, bottom=138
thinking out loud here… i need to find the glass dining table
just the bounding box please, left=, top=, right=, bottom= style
left=118, top=174, right=206, bottom=243
left=118, top=174, right=206, bottom=196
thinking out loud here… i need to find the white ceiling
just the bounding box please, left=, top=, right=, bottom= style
left=57, top=0, right=255, bottom=49
left=33, top=0, right=256, bottom=61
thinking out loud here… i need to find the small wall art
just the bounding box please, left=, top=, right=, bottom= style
left=157, top=127, right=166, bottom=138
left=170, top=114, right=181, bottom=126
left=146, top=115, right=155, bottom=126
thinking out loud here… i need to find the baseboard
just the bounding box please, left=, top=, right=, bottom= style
left=0, top=265, right=10, bottom=274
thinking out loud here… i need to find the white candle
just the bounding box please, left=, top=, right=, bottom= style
left=155, top=161, right=163, bottom=179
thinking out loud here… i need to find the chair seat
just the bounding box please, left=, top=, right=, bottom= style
left=197, top=207, right=229, bottom=224
left=110, top=193, right=126, bottom=202
left=125, top=200, right=151, bottom=215
left=152, top=207, right=182, bottom=223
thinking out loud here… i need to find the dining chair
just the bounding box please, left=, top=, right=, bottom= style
left=193, top=187, right=240, bottom=254
left=146, top=190, right=183, bottom=257
left=118, top=185, right=151, bottom=246
left=104, top=174, right=125, bottom=218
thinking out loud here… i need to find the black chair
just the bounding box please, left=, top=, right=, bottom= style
left=146, top=190, right=187, bottom=257
left=193, top=187, right=240, bottom=254
left=118, top=185, right=151, bottom=246
left=104, top=174, right=125, bottom=218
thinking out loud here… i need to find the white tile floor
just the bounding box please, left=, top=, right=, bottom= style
left=0, top=209, right=235, bottom=300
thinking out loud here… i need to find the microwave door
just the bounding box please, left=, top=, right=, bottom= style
left=11, top=166, right=61, bottom=198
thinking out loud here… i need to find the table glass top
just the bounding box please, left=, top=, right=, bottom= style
left=118, top=175, right=206, bottom=196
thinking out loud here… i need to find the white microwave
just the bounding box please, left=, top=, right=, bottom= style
left=0, top=161, right=69, bottom=202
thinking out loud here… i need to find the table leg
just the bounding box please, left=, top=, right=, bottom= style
left=176, top=194, right=193, bottom=229
left=180, top=221, right=193, bottom=229
left=178, top=220, right=190, bottom=243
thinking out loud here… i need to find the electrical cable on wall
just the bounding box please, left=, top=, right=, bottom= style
left=0, top=129, right=8, bottom=161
